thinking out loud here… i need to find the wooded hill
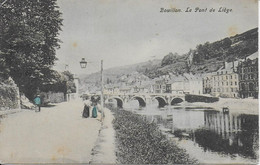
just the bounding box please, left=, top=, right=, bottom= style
left=140, top=28, right=258, bottom=78
left=80, top=28, right=258, bottom=88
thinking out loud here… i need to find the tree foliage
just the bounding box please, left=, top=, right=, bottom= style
left=161, top=52, right=179, bottom=67
left=41, top=70, right=76, bottom=94
left=192, top=28, right=257, bottom=64
left=0, top=0, right=63, bottom=100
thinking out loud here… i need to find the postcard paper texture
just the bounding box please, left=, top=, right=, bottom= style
left=0, top=0, right=258, bottom=164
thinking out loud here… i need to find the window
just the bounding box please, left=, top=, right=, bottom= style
left=231, top=82, right=232, bottom=85
left=241, top=83, right=245, bottom=90
left=249, top=83, right=254, bottom=91
left=235, top=81, right=237, bottom=85
left=226, top=82, right=228, bottom=85
left=226, top=75, right=228, bottom=79
left=230, top=75, right=232, bottom=79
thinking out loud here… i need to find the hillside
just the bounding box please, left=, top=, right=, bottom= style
left=79, top=59, right=160, bottom=93
left=79, top=27, right=258, bottom=92
left=141, top=27, right=258, bottom=77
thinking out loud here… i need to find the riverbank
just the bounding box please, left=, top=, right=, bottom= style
left=90, top=107, right=116, bottom=164
left=110, top=107, right=198, bottom=164
left=183, top=98, right=258, bottom=115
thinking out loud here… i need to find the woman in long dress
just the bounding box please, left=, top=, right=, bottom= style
left=82, top=99, right=91, bottom=118
left=92, top=106, right=97, bottom=118
left=82, top=105, right=90, bottom=118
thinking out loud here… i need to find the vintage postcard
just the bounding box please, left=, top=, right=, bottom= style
left=0, top=0, right=258, bottom=164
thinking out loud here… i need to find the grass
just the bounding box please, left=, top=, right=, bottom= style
left=110, top=105, right=198, bottom=164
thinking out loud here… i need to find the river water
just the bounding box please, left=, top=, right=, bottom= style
left=123, top=100, right=259, bottom=164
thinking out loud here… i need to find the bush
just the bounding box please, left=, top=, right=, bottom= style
left=0, top=84, right=18, bottom=110
left=111, top=108, right=198, bottom=164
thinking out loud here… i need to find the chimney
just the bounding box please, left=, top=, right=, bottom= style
left=232, top=61, right=235, bottom=72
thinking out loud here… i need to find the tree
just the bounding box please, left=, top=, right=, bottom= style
left=0, top=0, right=63, bottom=100
left=40, top=70, right=76, bottom=97
left=161, top=52, right=179, bottom=67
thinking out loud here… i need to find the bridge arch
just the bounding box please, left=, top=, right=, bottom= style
left=107, top=96, right=124, bottom=108
left=154, top=96, right=167, bottom=107
left=171, top=97, right=184, bottom=105
left=130, top=96, right=146, bottom=107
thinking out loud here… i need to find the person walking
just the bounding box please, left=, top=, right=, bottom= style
left=92, top=105, right=97, bottom=118
left=34, top=95, right=41, bottom=112
left=82, top=99, right=91, bottom=118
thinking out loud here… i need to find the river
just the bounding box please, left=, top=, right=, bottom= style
left=123, top=100, right=259, bottom=164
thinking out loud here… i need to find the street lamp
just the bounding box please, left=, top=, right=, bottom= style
left=79, top=58, right=87, bottom=68
left=80, top=58, right=104, bottom=123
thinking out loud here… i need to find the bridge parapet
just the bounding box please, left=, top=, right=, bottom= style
left=84, top=92, right=186, bottom=108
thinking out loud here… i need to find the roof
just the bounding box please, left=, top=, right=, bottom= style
left=247, top=52, right=258, bottom=60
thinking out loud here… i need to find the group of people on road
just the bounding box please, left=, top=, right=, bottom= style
left=82, top=99, right=98, bottom=118
left=33, top=95, right=99, bottom=118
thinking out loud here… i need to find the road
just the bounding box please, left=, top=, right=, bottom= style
left=0, top=99, right=115, bottom=164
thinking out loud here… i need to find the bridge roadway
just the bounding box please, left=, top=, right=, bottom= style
left=85, top=93, right=186, bottom=108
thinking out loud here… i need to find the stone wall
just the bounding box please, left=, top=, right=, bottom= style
left=0, top=81, right=19, bottom=110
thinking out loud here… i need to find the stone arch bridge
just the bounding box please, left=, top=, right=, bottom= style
left=87, top=93, right=186, bottom=108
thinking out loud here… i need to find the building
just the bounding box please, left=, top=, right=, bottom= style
left=119, top=87, right=132, bottom=94
left=203, top=75, right=212, bottom=94
left=185, top=74, right=203, bottom=95
left=237, top=58, right=258, bottom=98
left=211, top=62, right=239, bottom=98
left=153, top=79, right=167, bottom=93
left=165, top=75, right=189, bottom=94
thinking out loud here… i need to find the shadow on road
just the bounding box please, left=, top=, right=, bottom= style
left=42, top=104, right=56, bottom=108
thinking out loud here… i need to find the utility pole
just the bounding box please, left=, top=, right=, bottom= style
left=101, top=60, right=104, bottom=122
left=17, top=86, right=21, bottom=110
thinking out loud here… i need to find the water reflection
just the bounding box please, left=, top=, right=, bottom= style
left=140, top=107, right=259, bottom=160
left=195, top=112, right=258, bottom=159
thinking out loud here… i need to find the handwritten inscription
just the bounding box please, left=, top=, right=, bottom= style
left=160, top=8, right=182, bottom=13
left=160, top=7, right=232, bottom=14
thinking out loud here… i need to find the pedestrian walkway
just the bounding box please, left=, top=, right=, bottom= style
left=0, top=100, right=103, bottom=163
left=90, top=107, right=117, bottom=164
left=0, top=108, right=22, bottom=116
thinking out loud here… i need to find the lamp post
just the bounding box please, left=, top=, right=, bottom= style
left=80, top=58, right=104, bottom=122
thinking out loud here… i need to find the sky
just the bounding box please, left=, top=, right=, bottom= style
left=54, top=0, right=258, bottom=75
